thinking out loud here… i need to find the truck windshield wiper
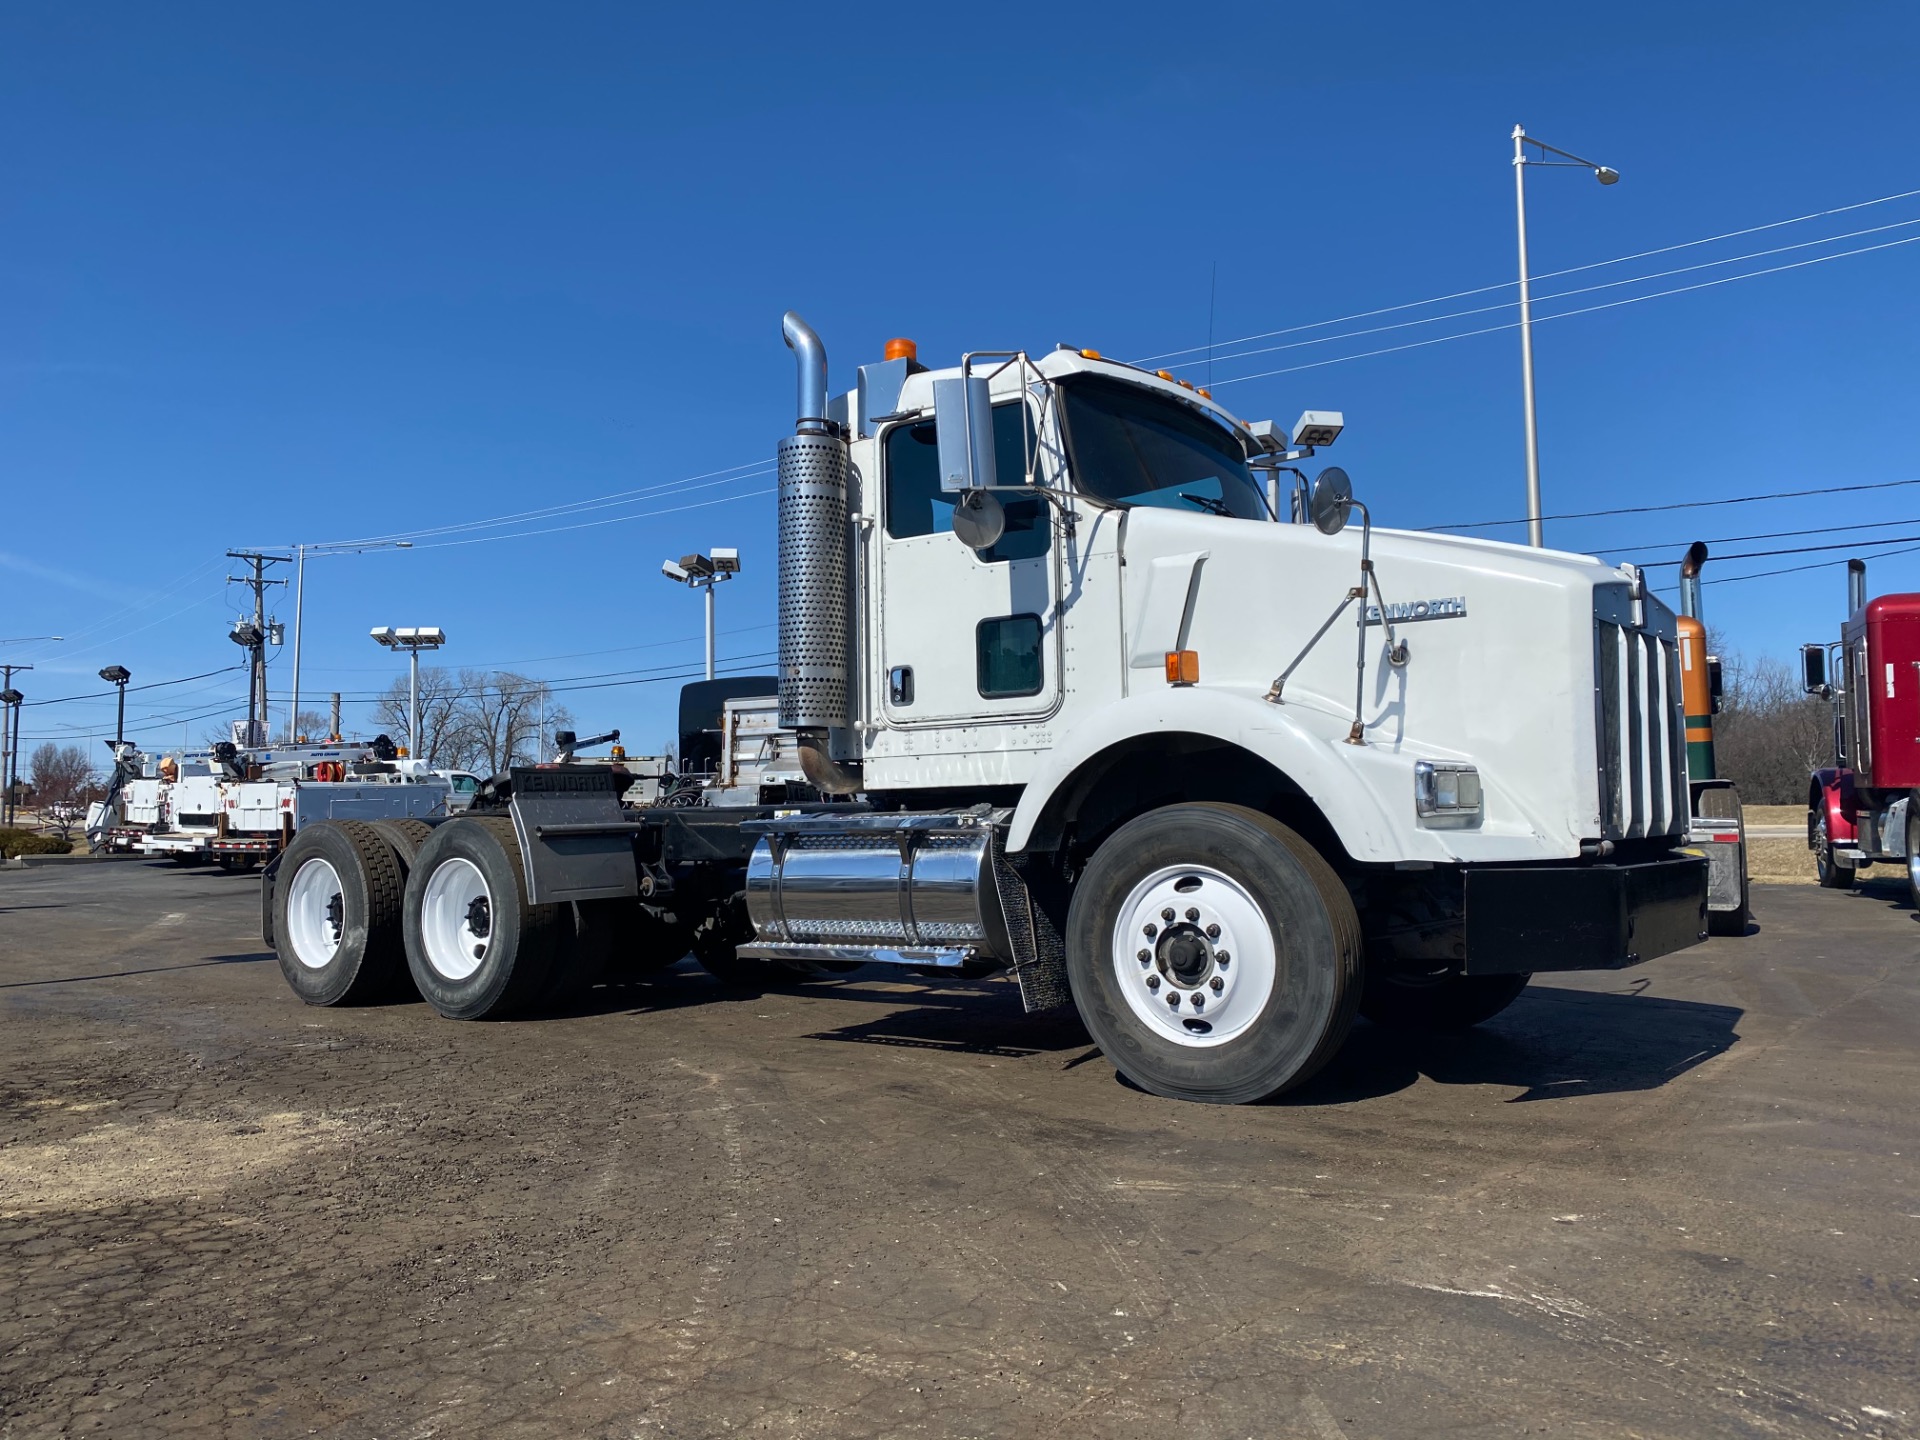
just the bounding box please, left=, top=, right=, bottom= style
left=1179, top=493, right=1233, bottom=517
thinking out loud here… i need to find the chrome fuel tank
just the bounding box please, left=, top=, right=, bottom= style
left=742, top=810, right=1010, bottom=967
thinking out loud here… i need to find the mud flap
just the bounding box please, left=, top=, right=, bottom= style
left=260, top=851, right=284, bottom=950
left=992, top=839, right=1071, bottom=1012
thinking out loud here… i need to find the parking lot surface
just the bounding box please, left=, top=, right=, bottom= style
left=2, top=860, right=1917, bottom=1439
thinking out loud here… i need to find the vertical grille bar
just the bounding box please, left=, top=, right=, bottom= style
left=1595, top=612, right=1688, bottom=841
left=1597, top=621, right=1623, bottom=835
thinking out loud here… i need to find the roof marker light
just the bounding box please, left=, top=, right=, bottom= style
left=884, top=338, right=918, bottom=361
left=1080, top=348, right=1103, bottom=359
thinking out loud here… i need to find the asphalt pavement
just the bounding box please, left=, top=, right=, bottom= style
left=2, top=859, right=1917, bottom=1439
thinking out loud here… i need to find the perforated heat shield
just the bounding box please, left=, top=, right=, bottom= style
left=776, top=432, right=851, bottom=730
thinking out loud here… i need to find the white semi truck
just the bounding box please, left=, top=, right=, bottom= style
left=262, top=314, right=1707, bottom=1105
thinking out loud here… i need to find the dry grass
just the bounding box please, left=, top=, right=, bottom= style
left=1747, top=836, right=1816, bottom=884
left=1743, top=804, right=1804, bottom=828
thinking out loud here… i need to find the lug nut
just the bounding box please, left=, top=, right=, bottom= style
left=1143, top=922, right=1158, bottom=939
left=1147, top=975, right=1160, bottom=991
left=1137, top=949, right=1151, bottom=965
left=1209, top=976, right=1224, bottom=993
left=1185, top=907, right=1200, bottom=922
left=1192, top=993, right=1205, bottom=1010
left=1216, top=951, right=1230, bottom=967
left=1205, top=923, right=1220, bottom=939
left=1161, top=907, right=1176, bottom=923
left=1166, top=990, right=1182, bottom=1008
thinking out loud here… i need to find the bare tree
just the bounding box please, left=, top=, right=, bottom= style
left=1707, top=639, right=1835, bottom=805
left=447, top=671, right=571, bottom=775
left=291, top=709, right=333, bottom=741
left=30, top=743, right=97, bottom=834
left=371, top=666, right=466, bottom=764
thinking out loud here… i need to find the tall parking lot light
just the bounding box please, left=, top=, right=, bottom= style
left=661, top=548, right=740, bottom=681
left=99, top=666, right=132, bottom=745
left=371, top=626, right=446, bottom=759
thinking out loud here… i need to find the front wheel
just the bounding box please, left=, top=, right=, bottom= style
left=1065, top=804, right=1361, bottom=1105
left=1813, top=812, right=1854, bottom=890
left=1906, top=803, right=1920, bottom=911
left=402, top=817, right=563, bottom=1019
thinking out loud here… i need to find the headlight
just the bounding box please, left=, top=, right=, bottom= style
left=1415, top=760, right=1483, bottom=818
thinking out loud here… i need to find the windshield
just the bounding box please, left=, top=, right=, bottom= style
left=1058, top=375, right=1266, bottom=519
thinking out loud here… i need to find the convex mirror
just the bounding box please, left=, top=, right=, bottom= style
left=1309, top=466, right=1353, bottom=536
left=952, top=488, right=1007, bottom=551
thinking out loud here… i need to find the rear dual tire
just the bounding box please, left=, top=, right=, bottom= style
left=273, top=821, right=408, bottom=1006
left=403, top=817, right=564, bottom=1020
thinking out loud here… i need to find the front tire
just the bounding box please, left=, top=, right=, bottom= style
left=403, top=817, right=563, bottom=1019
left=273, top=821, right=407, bottom=1006
left=1906, top=802, right=1920, bottom=911
left=1813, top=812, right=1854, bottom=890
left=1065, top=804, right=1361, bottom=1105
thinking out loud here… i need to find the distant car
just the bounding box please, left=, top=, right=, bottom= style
left=441, top=771, right=482, bottom=811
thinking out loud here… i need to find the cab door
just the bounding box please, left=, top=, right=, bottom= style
left=876, top=400, right=1061, bottom=726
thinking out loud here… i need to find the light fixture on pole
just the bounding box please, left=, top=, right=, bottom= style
left=0, top=682, right=22, bottom=828
left=99, top=666, right=132, bottom=745
left=285, top=539, right=413, bottom=742
left=660, top=548, right=740, bottom=681
left=370, top=626, right=446, bottom=759
left=1513, top=124, right=1619, bottom=548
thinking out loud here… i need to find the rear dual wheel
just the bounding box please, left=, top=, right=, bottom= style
left=1066, top=804, right=1362, bottom=1105
left=403, top=817, right=564, bottom=1020
left=273, top=821, right=407, bottom=1005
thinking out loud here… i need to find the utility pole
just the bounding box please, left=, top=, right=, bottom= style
left=330, top=692, right=342, bottom=742
left=0, top=663, right=29, bottom=827
left=227, top=551, right=288, bottom=747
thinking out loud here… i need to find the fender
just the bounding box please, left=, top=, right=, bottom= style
left=1808, top=767, right=1857, bottom=847
left=1004, top=686, right=1568, bottom=864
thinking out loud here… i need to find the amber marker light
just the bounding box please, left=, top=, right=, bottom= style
left=884, top=338, right=918, bottom=361
left=1079, top=348, right=1103, bottom=359
left=1165, top=650, right=1200, bottom=686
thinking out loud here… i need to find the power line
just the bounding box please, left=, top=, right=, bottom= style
left=1211, top=232, right=1920, bottom=387
left=409, top=484, right=777, bottom=550
left=22, top=665, right=245, bottom=707
left=1135, top=183, right=1920, bottom=365
left=1422, top=477, right=1920, bottom=533
left=1176, top=214, right=1920, bottom=372
left=1586, top=515, right=1920, bottom=556
left=1703, top=542, right=1920, bottom=586
left=1631, top=534, right=1920, bottom=567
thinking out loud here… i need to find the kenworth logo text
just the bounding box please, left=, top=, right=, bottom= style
left=1365, top=596, right=1468, bottom=625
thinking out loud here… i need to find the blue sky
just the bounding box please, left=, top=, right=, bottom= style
left=4, top=1, right=1917, bottom=755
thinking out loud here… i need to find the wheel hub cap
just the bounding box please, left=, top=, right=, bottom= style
left=420, top=857, right=494, bottom=982
left=1112, top=865, right=1277, bottom=1048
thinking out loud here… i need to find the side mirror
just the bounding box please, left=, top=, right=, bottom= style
left=1800, top=644, right=1828, bottom=695
left=1706, top=655, right=1724, bottom=714
left=951, top=488, right=1007, bottom=551
left=933, top=376, right=998, bottom=495
left=1309, top=467, right=1353, bottom=536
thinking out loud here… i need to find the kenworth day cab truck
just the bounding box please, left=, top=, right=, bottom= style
left=1802, top=558, right=1920, bottom=906
left=261, top=313, right=1708, bottom=1105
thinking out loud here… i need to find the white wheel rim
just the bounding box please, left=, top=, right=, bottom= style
left=420, top=856, right=493, bottom=982
left=285, top=858, right=345, bottom=971
left=1111, top=864, right=1278, bottom=1048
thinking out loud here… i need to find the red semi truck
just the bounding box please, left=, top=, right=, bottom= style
left=1803, top=558, right=1920, bottom=906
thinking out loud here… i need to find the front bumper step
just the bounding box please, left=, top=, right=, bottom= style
left=1463, top=854, right=1708, bottom=975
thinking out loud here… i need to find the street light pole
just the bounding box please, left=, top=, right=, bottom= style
left=0, top=664, right=27, bottom=828
left=1512, top=124, right=1619, bottom=548
left=370, top=627, right=446, bottom=760
left=287, top=539, right=412, bottom=743
left=99, top=666, right=132, bottom=745
left=661, top=548, right=741, bottom=683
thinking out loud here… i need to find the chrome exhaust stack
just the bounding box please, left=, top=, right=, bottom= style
left=776, top=312, right=859, bottom=793
left=1847, top=558, right=1868, bottom=616
left=1677, top=541, right=1708, bottom=619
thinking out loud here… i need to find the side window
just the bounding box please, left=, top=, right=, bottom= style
left=884, top=404, right=1049, bottom=563
left=977, top=614, right=1044, bottom=698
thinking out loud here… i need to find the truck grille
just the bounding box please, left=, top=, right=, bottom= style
left=1596, top=617, right=1687, bottom=840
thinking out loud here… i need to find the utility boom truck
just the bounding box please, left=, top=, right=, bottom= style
left=1802, top=558, right=1920, bottom=905
left=263, top=313, right=1708, bottom=1105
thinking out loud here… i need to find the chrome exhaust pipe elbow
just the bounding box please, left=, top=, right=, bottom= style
left=782, top=311, right=829, bottom=435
